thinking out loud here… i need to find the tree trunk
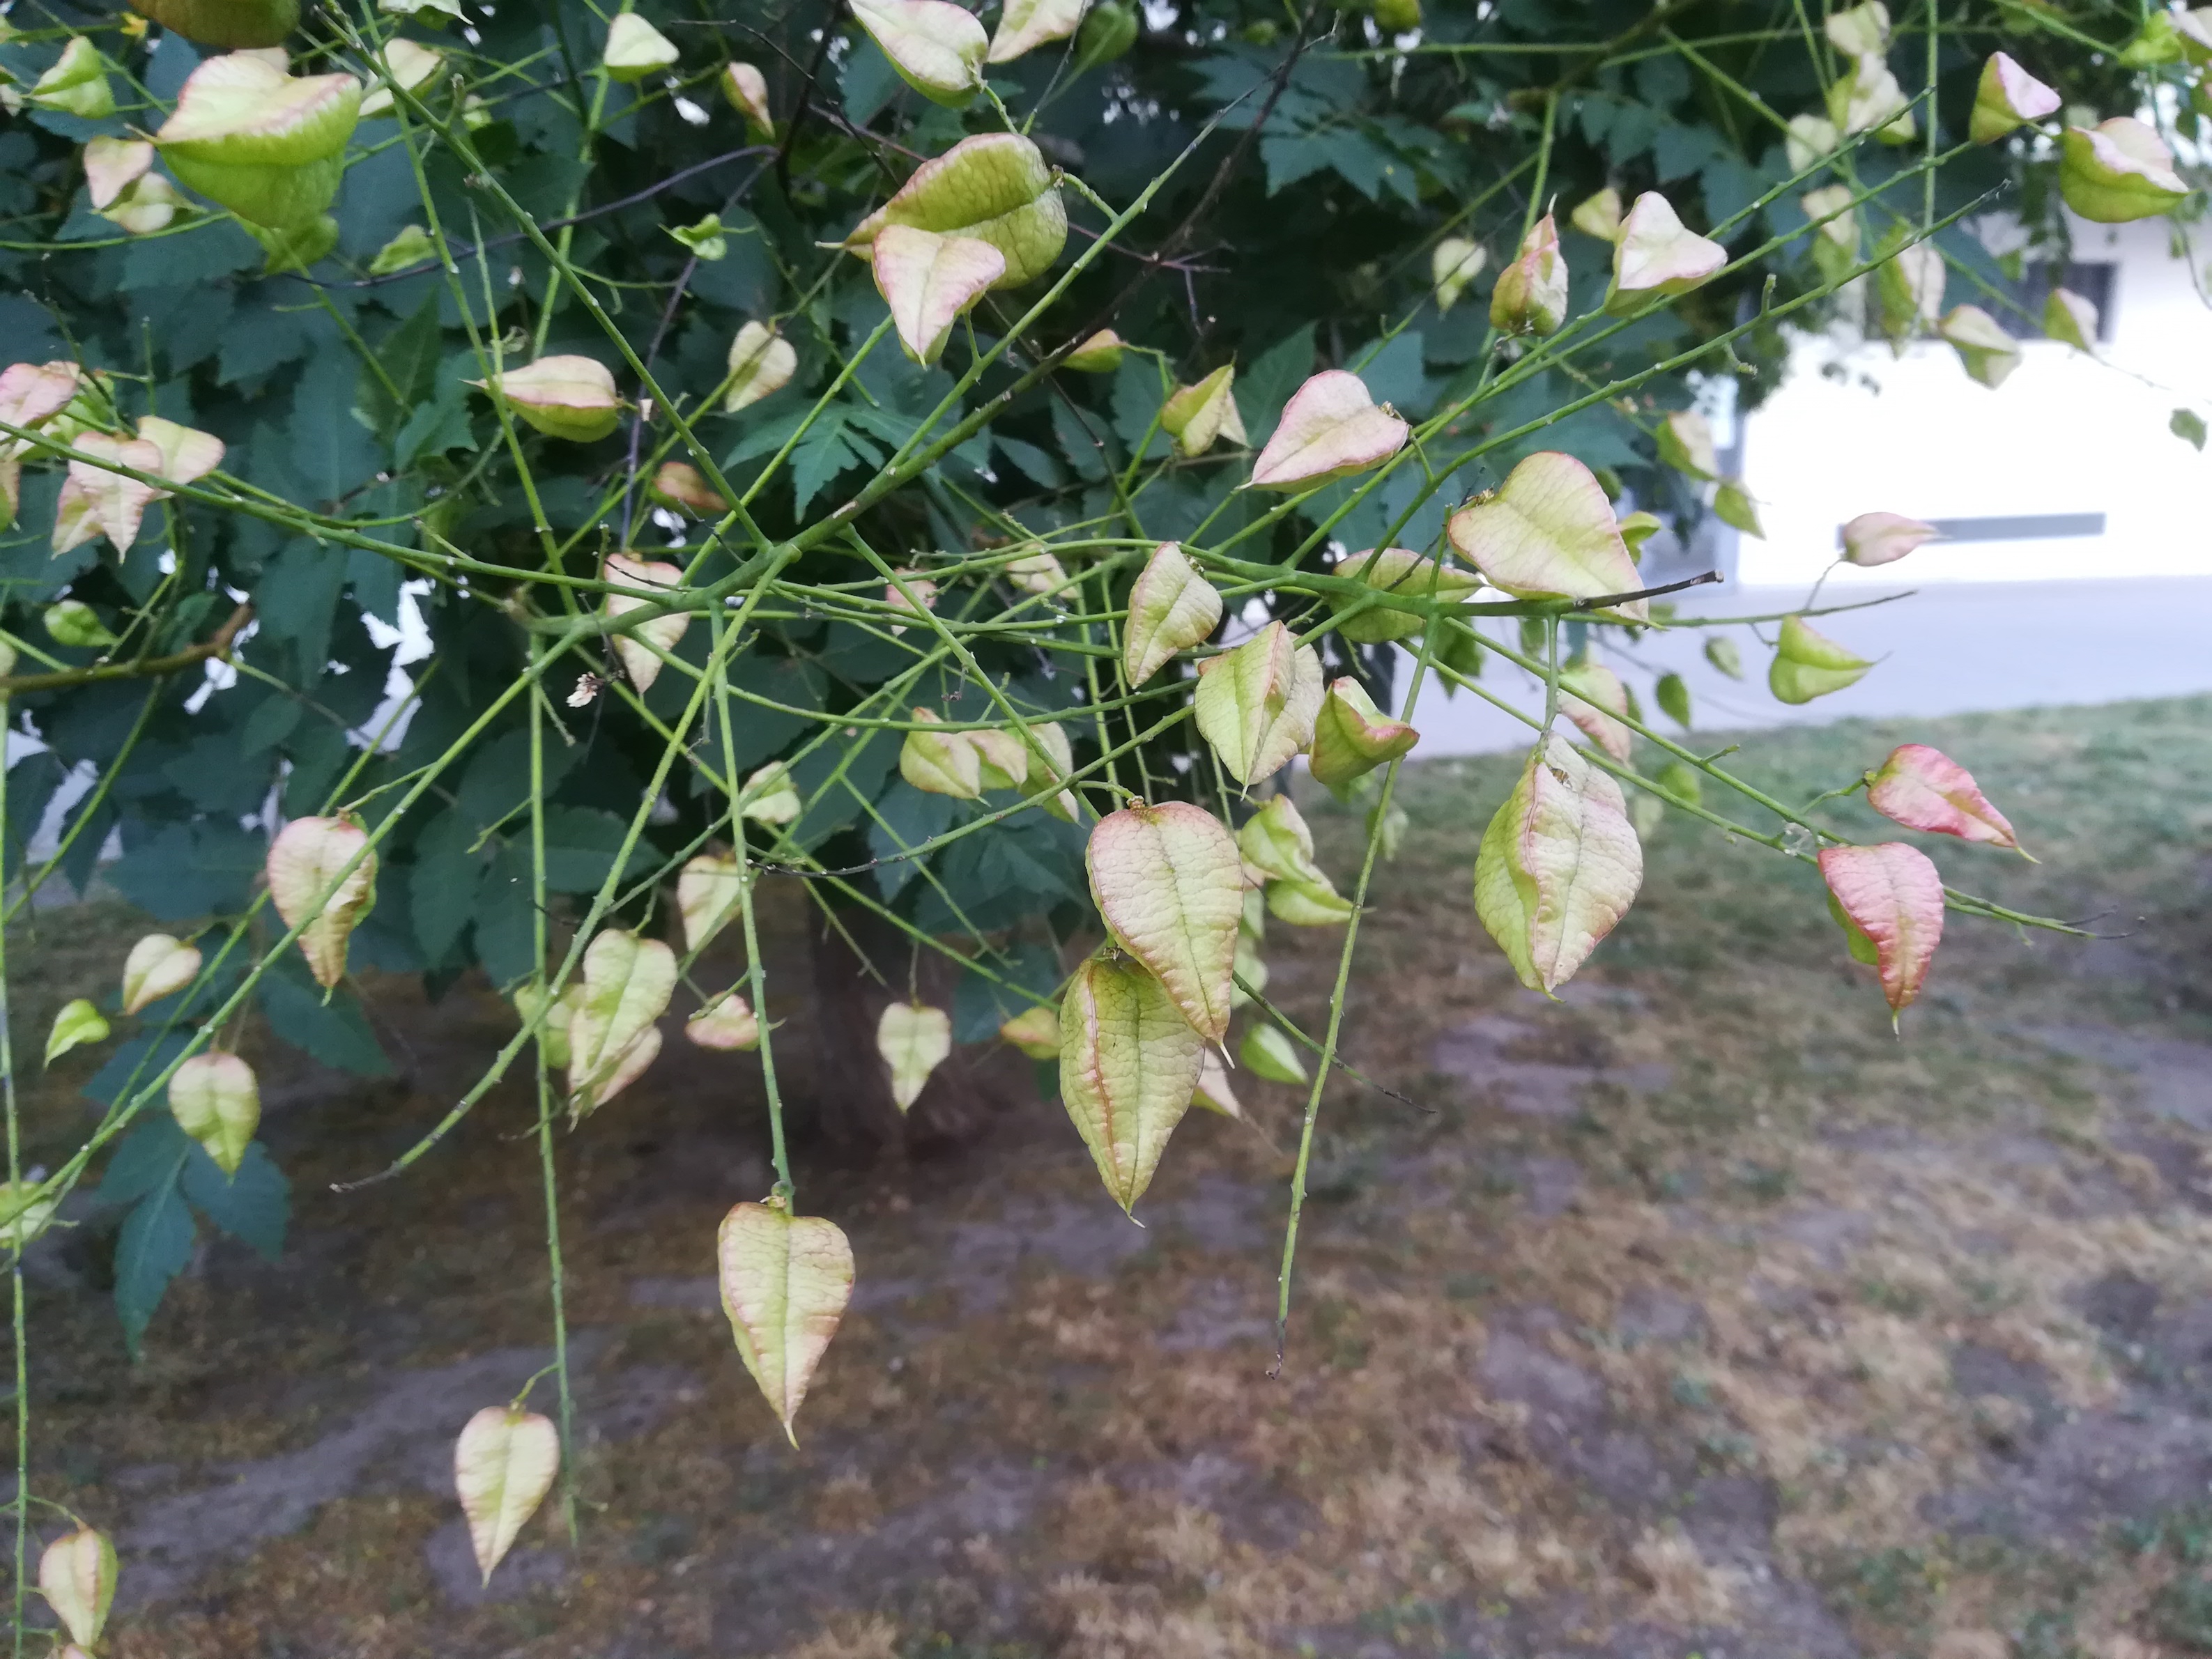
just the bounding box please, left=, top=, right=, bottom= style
left=805, top=900, right=1041, bottom=1157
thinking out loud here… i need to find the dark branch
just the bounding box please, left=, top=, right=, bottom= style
left=1574, top=569, right=1722, bottom=610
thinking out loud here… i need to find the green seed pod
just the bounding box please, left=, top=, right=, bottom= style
left=1075, top=1, right=1138, bottom=69
left=130, top=0, right=300, bottom=49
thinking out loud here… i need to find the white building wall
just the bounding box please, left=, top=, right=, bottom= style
left=1739, top=214, right=2212, bottom=587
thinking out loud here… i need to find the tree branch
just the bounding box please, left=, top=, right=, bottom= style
left=0, top=603, right=252, bottom=695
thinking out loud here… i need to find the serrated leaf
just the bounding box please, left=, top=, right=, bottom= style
left=1086, top=799, right=1243, bottom=1044
left=1474, top=734, right=1644, bottom=996
left=1446, top=452, right=1647, bottom=620
left=1058, top=949, right=1202, bottom=1213
left=266, top=814, right=376, bottom=989
left=877, top=1001, right=951, bottom=1111
left=454, top=1406, right=560, bottom=1584
left=1867, top=743, right=2026, bottom=854
left=718, top=1196, right=854, bottom=1443
left=1819, top=842, right=1944, bottom=1021
left=1122, top=541, right=1221, bottom=687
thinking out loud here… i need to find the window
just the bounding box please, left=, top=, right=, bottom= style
left=2006, top=261, right=2118, bottom=342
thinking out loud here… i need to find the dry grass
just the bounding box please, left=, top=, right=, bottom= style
left=9, top=694, right=2212, bottom=1656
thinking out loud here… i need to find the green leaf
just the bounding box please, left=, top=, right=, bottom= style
left=539, top=805, right=656, bottom=892
left=100, top=1119, right=193, bottom=1357
left=289, top=350, right=383, bottom=507
left=254, top=959, right=392, bottom=1076
left=107, top=821, right=266, bottom=920
left=181, top=1139, right=288, bottom=1259
left=363, top=293, right=445, bottom=435
left=394, top=380, right=479, bottom=468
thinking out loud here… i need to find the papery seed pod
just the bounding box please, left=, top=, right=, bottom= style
left=1191, top=1047, right=1244, bottom=1118
left=368, top=223, right=435, bottom=275
left=687, top=991, right=762, bottom=1051
left=1605, top=192, right=1728, bottom=316
left=43, top=601, right=116, bottom=649
left=0, top=1182, right=57, bottom=1249
left=1239, top=1021, right=1308, bottom=1085
left=1841, top=513, right=1937, bottom=571
left=1247, top=371, right=1408, bottom=491
left=83, top=137, right=154, bottom=209
left=1490, top=213, right=1567, bottom=337
left=1063, top=329, right=1124, bottom=371
left=899, top=708, right=982, bottom=799
left=1334, top=548, right=1480, bottom=645
left=1074, top=0, right=1138, bottom=68
left=360, top=38, right=443, bottom=116
left=1825, top=0, right=1889, bottom=54
left=1769, top=615, right=1873, bottom=704
left=603, top=12, right=679, bottom=80
left=1828, top=52, right=1914, bottom=141
left=840, top=133, right=1066, bottom=288
left=650, top=461, right=728, bottom=516
left=1447, top=452, right=1647, bottom=619
left=877, top=1002, right=951, bottom=1111
left=1704, top=636, right=1744, bottom=680
left=724, top=63, right=774, bottom=135
left=1786, top=114, right=1841, bottom=173
left=1558, top=660, right=1633, bottom=763
left=1819, top=842, right=1944, bottom=1023
left=33, top=39, right=116, bottom=119
left=851, top=0, right=988, bottom=105
left=454, top=1406, right=560, bottom=1584
left=1569, top=186, right=1623, bottom=242
left=38, top=1526, right=118, bottom=1649
left=2042, top=287, right=2099, bottom=353
left=1474, top=733, right=1643, bottom=997
left=1086, top=801, right=1243, bottom=1044
left=1971, top=52, right=2060, bottom=143
left=872, top=226, right=1005, bottom=364
left=1939, top=305, right=2022, bottom=388
left=2059, top=118, right=2188, bottom=222
left=1867, top=743, right=2027, bottom=854
left=53, top=434, right=164, bottom=554
left=677, top=854, right=742, bottom=952
left=719, top=1196, right=854, bottom=1443
left=999, top=1004, right=1061, bottom=1060
left=1192, top=624, right=1323, bottom=785
left=990, top=0, right=1086, bottom=61
left=266, top=815, right=376, bottom=989
left=169, top=1051, right=261, bottom=1176
left=566, top=929, right=676, bottom=1116
left=45, top=998, right=110, bottom=1066
left=1159, top=365, right=1245, bottom=457
left=1431, top=238, right=1486, bottom=313
left=724, top=321, right=797, bottom=412
left=122, top=932, right=202, bottom=1014
left=1713, top=480, right=1763, bottom=538
left=1308, top=679, right=1418, bottom=796
left=1059, top=950, right=1202, bottom=1212
left=155, top=54, right=360, bottom=229
left=1655, top=410, right=1719, bottom=481
left=604, top=554, right=688, bottom=691
left=741, top=761, right=804, bottom=826
left=475, top=356, right=622, bottom=442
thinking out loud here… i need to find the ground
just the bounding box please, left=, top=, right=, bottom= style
left=10, top=693, right=2212, bottom=1658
